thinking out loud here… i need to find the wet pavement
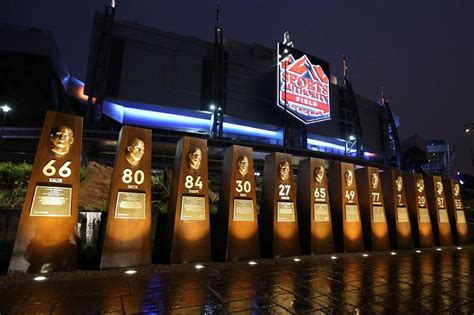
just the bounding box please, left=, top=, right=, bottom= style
left=1, top=246, right=474, bottom=314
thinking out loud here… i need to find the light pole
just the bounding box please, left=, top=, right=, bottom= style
left=1, top=105, right=12, bottom=139
left=464, top=123, right=474, bottom=166
left=345, top=135, right=357, bottom=157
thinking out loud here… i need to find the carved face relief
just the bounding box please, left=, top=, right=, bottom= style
left=370, top=173, right=379, bottom=189
left=187, top=147, right=202, bottom=170
left=395, top=176, right=403, bottom=192
left=314, top=165, right=325, bottom=184
left=125, top=138, right=145, bottom=166
left=50, top=126, right=74, bottom=156
left=237, top=155, right=249, bottom=177
left=344, top=170, right=353, bottom=188
left=416, top=179, right=425, bottom=193
left=278, top=161, right=290, bottom=181
left=453, top=183, right=460, bottom=197
left=436, top=181, right=443, bottom=195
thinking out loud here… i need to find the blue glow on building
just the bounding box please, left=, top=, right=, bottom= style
left=68, top=76, right=376, bottom=160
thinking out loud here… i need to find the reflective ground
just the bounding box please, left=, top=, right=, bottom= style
left=1, top=246, right=474, bottom=314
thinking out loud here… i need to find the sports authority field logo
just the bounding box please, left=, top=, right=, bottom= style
left=278, top=51, right=331, bottom=124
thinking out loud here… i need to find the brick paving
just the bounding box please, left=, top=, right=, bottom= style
left=1, top=246, right=474, bottom=314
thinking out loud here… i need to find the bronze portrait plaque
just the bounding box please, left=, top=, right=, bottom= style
left=187, top=147, right=202, bottom=170
left=313, top=203, right=330, bottom=222
left=9, top=111, right=82, bottom=274
left=233, top=199, right=254, bottom=222
left=30, top=185, right=72, bottom=217
left=125, top=138, right=145, bottom=166
left=180, top=195, right=206, bottom=220
left=345, top=204, right=360, bottom=222
left=49, top=125, right=75, bottom=156
left=277, top=201, right=295, bottom=222
left=114, top=192, right=146, bottom=219
left=396, top=207, right=409, bottom=223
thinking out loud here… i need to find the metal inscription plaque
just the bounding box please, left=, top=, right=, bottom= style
left=457, top=211, right=466, bottom=224
left=439, top=209, right=449, bottom=223
left=180, top=195, right=206, bottom=221
left=277, top=201, right=295, bottom=222
left=372, top=206, right=386, bottom=223
left=345, top=204, right=360, bottom=222
left=114, top=192, right=146, bottom=219
left=313, top=203, right=330, bottom=222
left=397, top=207, right=409, bottom=223
left=419, top=208, right=430, bottom=223
left=30, top=185, right=72, bottom=217
left=233, top=198, right=254, bottom=222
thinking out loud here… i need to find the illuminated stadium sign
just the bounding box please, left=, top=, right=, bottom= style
left=277, top=43, right=331, bottom=124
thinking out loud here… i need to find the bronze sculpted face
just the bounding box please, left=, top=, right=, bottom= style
left=278, top=161, right=290, bottom=181
left=453, top=183, right=460, bottom=197
left=188, top=147, right=202, bottom=170
left=395, top=176, right=403, bottom=192
left=50, top=126, right=74, bottom=156
left=370, top=173, right=379, bottom=189
left=416, top=179, right=425, bottom=193
left=436, top=181, right=443, bottom=195
left=314, top=165, right=325, bottom=184
left=125, top=138, right=145, bottom=166
left=344, top=170, right=353, bottom=188
left=237, top=155, right=249, bottom=177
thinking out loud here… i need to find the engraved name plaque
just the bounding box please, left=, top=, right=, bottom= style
left=345, top=204, right=360, bottom=222
left=456, top=211, right=466, bottom=224
left=277, top=201, right=295, bottom=222
left=30, top=186, right=72, bottom=217
left=373, top=206, right=386, bottom=223
left=397, top=207, right=409, bottom=223
left=233, top=199, right=254, bottom=222
left=314, top=203, right=330, bottom=222
left=114, top=192, right=146, bottom=219
left=439, top=210, right=449, bottom=223
left=419, top=208, right=430, bottom=223
left=181, top=195, right=206, bottom=221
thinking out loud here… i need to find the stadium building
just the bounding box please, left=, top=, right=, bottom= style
left=0, top=5, right=401, bottom=170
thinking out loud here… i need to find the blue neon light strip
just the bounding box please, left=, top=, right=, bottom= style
left=102, top=100, right=279, bottom=138
left=68, top=76, right=374, bottom=158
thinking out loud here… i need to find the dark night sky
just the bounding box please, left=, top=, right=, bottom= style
left=2, top=1, right=474, bottom=173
